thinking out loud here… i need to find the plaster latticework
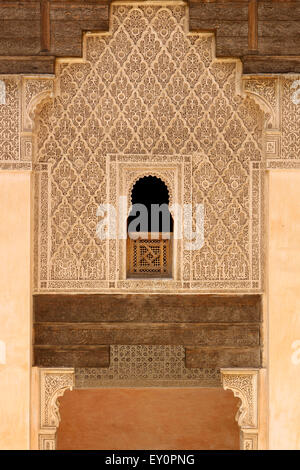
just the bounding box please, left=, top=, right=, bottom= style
left=33, top=2, right=266, bottom=293
left=76, top=345, right=220, bottom=388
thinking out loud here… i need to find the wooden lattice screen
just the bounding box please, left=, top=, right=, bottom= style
left=127, top=234, right=172, bottom=278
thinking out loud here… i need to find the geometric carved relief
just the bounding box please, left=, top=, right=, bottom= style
left=221, top=368, right=259, bottom=450
left=34, top=2, right=265, bottom=293
left=75, top=345, right=221, bottom=389
left=39, top=368, right=74, bottom=450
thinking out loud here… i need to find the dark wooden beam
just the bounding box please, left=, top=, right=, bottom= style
left=248, top=0, right=258, bottom=52
left=186, top=346, right=261, bottom=368
left=33, top=294, right=262, bottom=323
left=33, top=294, right=262, bottom=368
left=242, top=54, right=300, bottom=73
left=0, top=55, right=55, bottom=74
left=40, top=0, right=50, bottom=52
left=34, top=345, right=110, bottom=367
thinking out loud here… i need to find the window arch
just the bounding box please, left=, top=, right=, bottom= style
left=127, top=175, right=173, bottom=234
left=127, top=176, right=173, bottom=278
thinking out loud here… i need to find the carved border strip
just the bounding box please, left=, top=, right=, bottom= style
left=39, top=368, right=75, bottom=450
left=221, top=368, right=259, bottom=450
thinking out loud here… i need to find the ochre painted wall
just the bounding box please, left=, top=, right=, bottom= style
left=268, top=171, right=300, bottom=450
left=57, top=388, right=240, bottom=450
left=0, top=172, right=31, bottom=449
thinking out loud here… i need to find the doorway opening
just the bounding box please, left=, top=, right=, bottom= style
left=56, top=387, right=240, bottom=450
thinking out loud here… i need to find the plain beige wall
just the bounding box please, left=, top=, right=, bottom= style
left=0, top=172, right=31, bottom=449
left=268, top=170, right=300, bottom=450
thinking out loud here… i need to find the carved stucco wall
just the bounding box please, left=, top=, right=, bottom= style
left=0, top=3, right=299, bottom=292
left=33, top=2, right=266, bottom=293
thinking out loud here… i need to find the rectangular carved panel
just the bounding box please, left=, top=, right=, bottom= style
left=34, top=345, right=110, bottom=368
left=185, top=346, right=261, bottom=369
left=33, top=294, right=262, bottom=323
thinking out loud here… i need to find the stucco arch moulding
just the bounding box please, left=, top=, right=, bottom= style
left=37, top=366, right=259, bottom=450
left=38, top=368, right=75, bottom=450
left=221, top=368, right=259, bottom=450
left=21, top=76, right=54, bottom=165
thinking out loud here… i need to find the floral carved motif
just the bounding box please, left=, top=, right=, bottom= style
left=281, top=77, right=300, bottom=163
left=76, top=345, right=220, bottom=388
left=0, top=77, right=20, bottom=164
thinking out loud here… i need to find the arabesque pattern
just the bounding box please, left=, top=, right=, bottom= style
left=281, top=78, right=300, bottom=161
left=35, top=3, right=265, bottom=292
left=0, top=78, right=20, bottom=161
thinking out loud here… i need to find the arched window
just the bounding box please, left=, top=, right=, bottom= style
left=127, top=176, right=173, bottom=278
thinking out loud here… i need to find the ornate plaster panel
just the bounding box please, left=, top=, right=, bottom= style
left=33, top=2, right=266, bottom=293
